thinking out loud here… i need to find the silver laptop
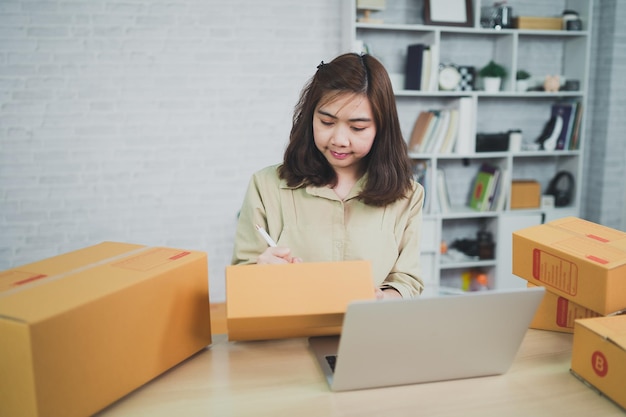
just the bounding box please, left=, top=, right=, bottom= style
left=308, top=286, right=545, bottom=391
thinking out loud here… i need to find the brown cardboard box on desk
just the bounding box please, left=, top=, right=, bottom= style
left=527, top=283, right=603, bottom=333
left=571, top=315, right=626, bottom=411
left=226, top=260, right=375, bottom=341
left=0, top=242, right=212, bottom=417
left=513, top=217, right=626, bottom=315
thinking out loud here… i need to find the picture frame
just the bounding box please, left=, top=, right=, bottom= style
left=424, top=0, right=473, bottom=27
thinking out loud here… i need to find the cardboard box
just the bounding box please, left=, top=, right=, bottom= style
left=510, top=180, right=541, bottom=209
left=514, top=16, right=563, bottom=30
left=527, top=283, right=602, bottom=333
left=571, top=315, right=626, bottom=411
left=226, top=260, right=375, bottom=341
left=513, top=217, right=626, bottom=315
left=0, top=242, right=212, bottom=417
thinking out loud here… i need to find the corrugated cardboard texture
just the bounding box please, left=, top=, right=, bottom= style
left=510, top=180, right=541, bottom=209
left=528, top=283, right=602, bottom=333
left=513, top=217, right=626, bottom=315
left=571, top=315, right=626, bottom=411
left=226, top=260, right=375, bottom=341
left=514, top=16, right=562, bottom=30
left=0, top=242, right=212, bottom=417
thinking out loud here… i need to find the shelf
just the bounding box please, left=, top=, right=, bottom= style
left=346, top=0, right=592, bottom=291
left=356, top=22, right=589, bottom=38
left=409, top=150, right=581, bottom=159
left=395, top=90, right=584, bottom=98
left=440, top=259, right=497, bottom=270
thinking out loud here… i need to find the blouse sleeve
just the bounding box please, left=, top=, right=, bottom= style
left=231, top=166, right=281, bottom=265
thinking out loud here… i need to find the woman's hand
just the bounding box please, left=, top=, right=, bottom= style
left=256, top=246, right=302, bottom=264
left=375, top=287, right=402, bottom=300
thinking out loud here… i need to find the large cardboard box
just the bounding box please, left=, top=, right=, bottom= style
left=513, top=217, right=626, bottom=315
left=571, top=315, right=626, bottom=411
left=528, top=283, right=602, bottom=333
left=0, top=242, right=212, bottom=417
left=226, top=260, right=376, bottom=341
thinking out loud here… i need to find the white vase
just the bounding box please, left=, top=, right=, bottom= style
left=516, top=79, right=529, bottom=92
left=483, top=77, right=502, bottom=92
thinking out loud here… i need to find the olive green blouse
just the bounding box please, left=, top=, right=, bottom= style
left=232, top=165, right=425, bottom=298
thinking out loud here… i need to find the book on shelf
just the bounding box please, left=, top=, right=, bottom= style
left=427, top=44, right=439, bottom=92
left=469, top=163, right=500, bottom=211
left=485, top=167, right=502, bottom=210
left=491, top=168, right=509, bottom=212
left=551, top=102, right=575, bottom=150
left=438, top=108, right=459, bottom=154
left=405, top=43, right=430, bottom=91
left=540, top=100, right=582, bottom=151
left=408, top=97, right=472, bottom=154
left=436, top=169, right=451, bottom=213
left=420, top=47, right=432, bottom=92
left=408, top=111, right=435, bottom=152
left=409, top=109, right=455, bottom=154
left=412, top=160, right=430, bottom=213
left=426, top=109, right=450, bottom=154
left=569, top=101, right=583, bottom=150
left=453, top=97, right=474, bottom=154
left=420, top=110, right=442, bottom=153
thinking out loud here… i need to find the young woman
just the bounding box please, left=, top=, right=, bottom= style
left=232, top=53, right=424, bottom=299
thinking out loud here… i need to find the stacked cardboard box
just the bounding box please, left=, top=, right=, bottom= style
left=0, top=242, right=212, bottom=417
left=571, top=315, right=626, bottom=411
left=513, top=217, right=626, bottom=320
left=526, top=283, right=602, bottom=333
left=512, top=217, right=626, bottom=410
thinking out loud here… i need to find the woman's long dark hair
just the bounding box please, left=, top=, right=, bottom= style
left=279, top=53, right=413, bottom=207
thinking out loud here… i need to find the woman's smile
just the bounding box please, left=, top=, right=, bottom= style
left=330, top=150, right=351, bottom=160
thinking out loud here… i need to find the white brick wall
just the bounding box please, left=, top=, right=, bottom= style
left=0, top=0, right=343, bottom=301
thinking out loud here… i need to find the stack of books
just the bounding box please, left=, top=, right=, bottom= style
left=468, top=163, right=508, bottom=212
left=408, top=97, right=473, bottom=154
left=541, top=100, right=584, bottom=151
left=404, top=43, right=438, bottom=92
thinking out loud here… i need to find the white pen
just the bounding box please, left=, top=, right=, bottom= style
left=255, top=224, right=277, bottom=247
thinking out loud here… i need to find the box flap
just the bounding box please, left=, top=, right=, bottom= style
left=226, top=260, right=375, bottom=318
left=0, top=244, right=205, bottom=323
left=515, top=221, right=626, bottom=269
left=546, top=217, right=626, bottom=257
left=577, top=315, right=626, bottom=351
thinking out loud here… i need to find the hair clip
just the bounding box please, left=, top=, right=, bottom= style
left=317, top=61, right=325, bottom=69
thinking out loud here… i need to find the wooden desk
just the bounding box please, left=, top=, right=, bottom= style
left=95, top=307, right=622, bottom=417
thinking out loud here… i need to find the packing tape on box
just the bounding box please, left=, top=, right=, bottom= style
left=0, top=246, right=156, bottom=298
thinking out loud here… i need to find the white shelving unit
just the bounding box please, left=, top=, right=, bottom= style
left=342, top=0, right=592, bottom=291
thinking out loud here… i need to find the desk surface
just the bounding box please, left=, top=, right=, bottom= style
left=94, top=312, right=623, bottom=417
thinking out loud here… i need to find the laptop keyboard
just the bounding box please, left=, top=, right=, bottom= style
left=325, top=355, right=337, bottom=372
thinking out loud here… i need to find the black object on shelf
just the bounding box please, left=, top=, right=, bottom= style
left=477, top=230, right=495, bottom=260
left=476, top=132, right=509, bottom=152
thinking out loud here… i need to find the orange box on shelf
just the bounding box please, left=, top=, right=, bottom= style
left=510, top=180, right=541, bottom=209
left=527, top=283, right=603, bottom=333
left=0, top=242, right=212, bottom=417
left=514, top=16, right=563, bottom=30
left=226, top=260, right=375, bottom=341
left=571, top=315, right=626, bottom=411
left=513, top=217, right=626, bottom=315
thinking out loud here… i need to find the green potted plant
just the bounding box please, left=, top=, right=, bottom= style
left=516, top=69, right=531, bottom=92
left=479, top=60, right=507, bottom=92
